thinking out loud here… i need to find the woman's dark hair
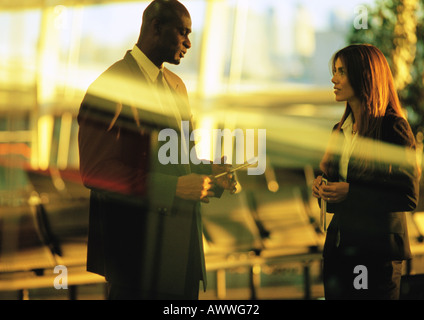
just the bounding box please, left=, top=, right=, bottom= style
left=332, top=44, right=405, bottom=137
left=321, top=44, right=408, bottom=178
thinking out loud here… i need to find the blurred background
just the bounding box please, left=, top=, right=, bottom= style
left=1, top=0, right=424, bottom=300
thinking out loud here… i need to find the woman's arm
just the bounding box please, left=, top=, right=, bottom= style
left=323, top=117, right=419, bottom=214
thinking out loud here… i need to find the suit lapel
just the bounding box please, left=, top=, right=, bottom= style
left=123, top=52, right=191, bottom=176
left=163, top=68, right=192, bottom=175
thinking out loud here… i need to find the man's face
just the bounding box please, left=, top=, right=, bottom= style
left=157, top=13, right=192, bottom=65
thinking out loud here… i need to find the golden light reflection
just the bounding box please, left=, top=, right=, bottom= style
left=392, top=0, right=418, bottom=91
left=193, top=115, right=215, bottom=161
left=57, top=112, right=73, bottom=170
left=0, top=1, right=421, bottom=182
left=75, top=69, right=423, bottom=179
left=37, top=114, right=54, bottom=170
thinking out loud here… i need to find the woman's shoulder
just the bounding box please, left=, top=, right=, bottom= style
left=382, top=112, right=415, bottom=147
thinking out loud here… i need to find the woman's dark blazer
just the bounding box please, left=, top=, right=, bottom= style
left=322, top=107, right=420, bottom=260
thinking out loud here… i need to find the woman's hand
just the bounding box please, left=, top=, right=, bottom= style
left=320, top=181, right=349, bottom=203
left=312, top=175, right=323, bottom=199
left=312, top=176, right=349, bottom=203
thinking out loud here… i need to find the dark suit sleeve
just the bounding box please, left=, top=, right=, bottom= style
left=328, top=117, right=419, bottom=214
left=78, top=92, right=149, bottom=197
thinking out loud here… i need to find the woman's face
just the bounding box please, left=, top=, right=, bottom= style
left=331, top=58, right=357, bottom=103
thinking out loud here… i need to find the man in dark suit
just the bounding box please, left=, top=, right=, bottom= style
left=78, top=0, right=236, bottom=299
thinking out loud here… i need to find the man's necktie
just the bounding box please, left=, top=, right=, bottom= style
left=156, top=70, right=182, bottom=128
left=156, top=70, right=188, bottom=161
left=156, top=70, right=165, bottom=88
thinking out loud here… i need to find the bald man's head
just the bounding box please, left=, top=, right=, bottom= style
left=136, top=0, right=192, bottom=67
left=141, top=0, right=190, bottom=32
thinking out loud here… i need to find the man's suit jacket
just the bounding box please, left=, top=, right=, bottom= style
left=321, top=107, right=420, bottom=260
left=78, top=51, right=215, bottom=296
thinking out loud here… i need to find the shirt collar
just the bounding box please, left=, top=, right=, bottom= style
left=341, top=113, right=354, bottom=134
left=130, top=44, right=163, bottom=83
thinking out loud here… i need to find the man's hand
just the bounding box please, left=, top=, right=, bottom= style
left=211, top=158, right=237, bottom=194
left=176, top=173, right=215, bottom=203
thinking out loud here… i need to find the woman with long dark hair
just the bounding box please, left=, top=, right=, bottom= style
left=312, top=44, right=420, bottom=299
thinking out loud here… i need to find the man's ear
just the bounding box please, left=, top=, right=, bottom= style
left=151, top=18, right=162, bottom=35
